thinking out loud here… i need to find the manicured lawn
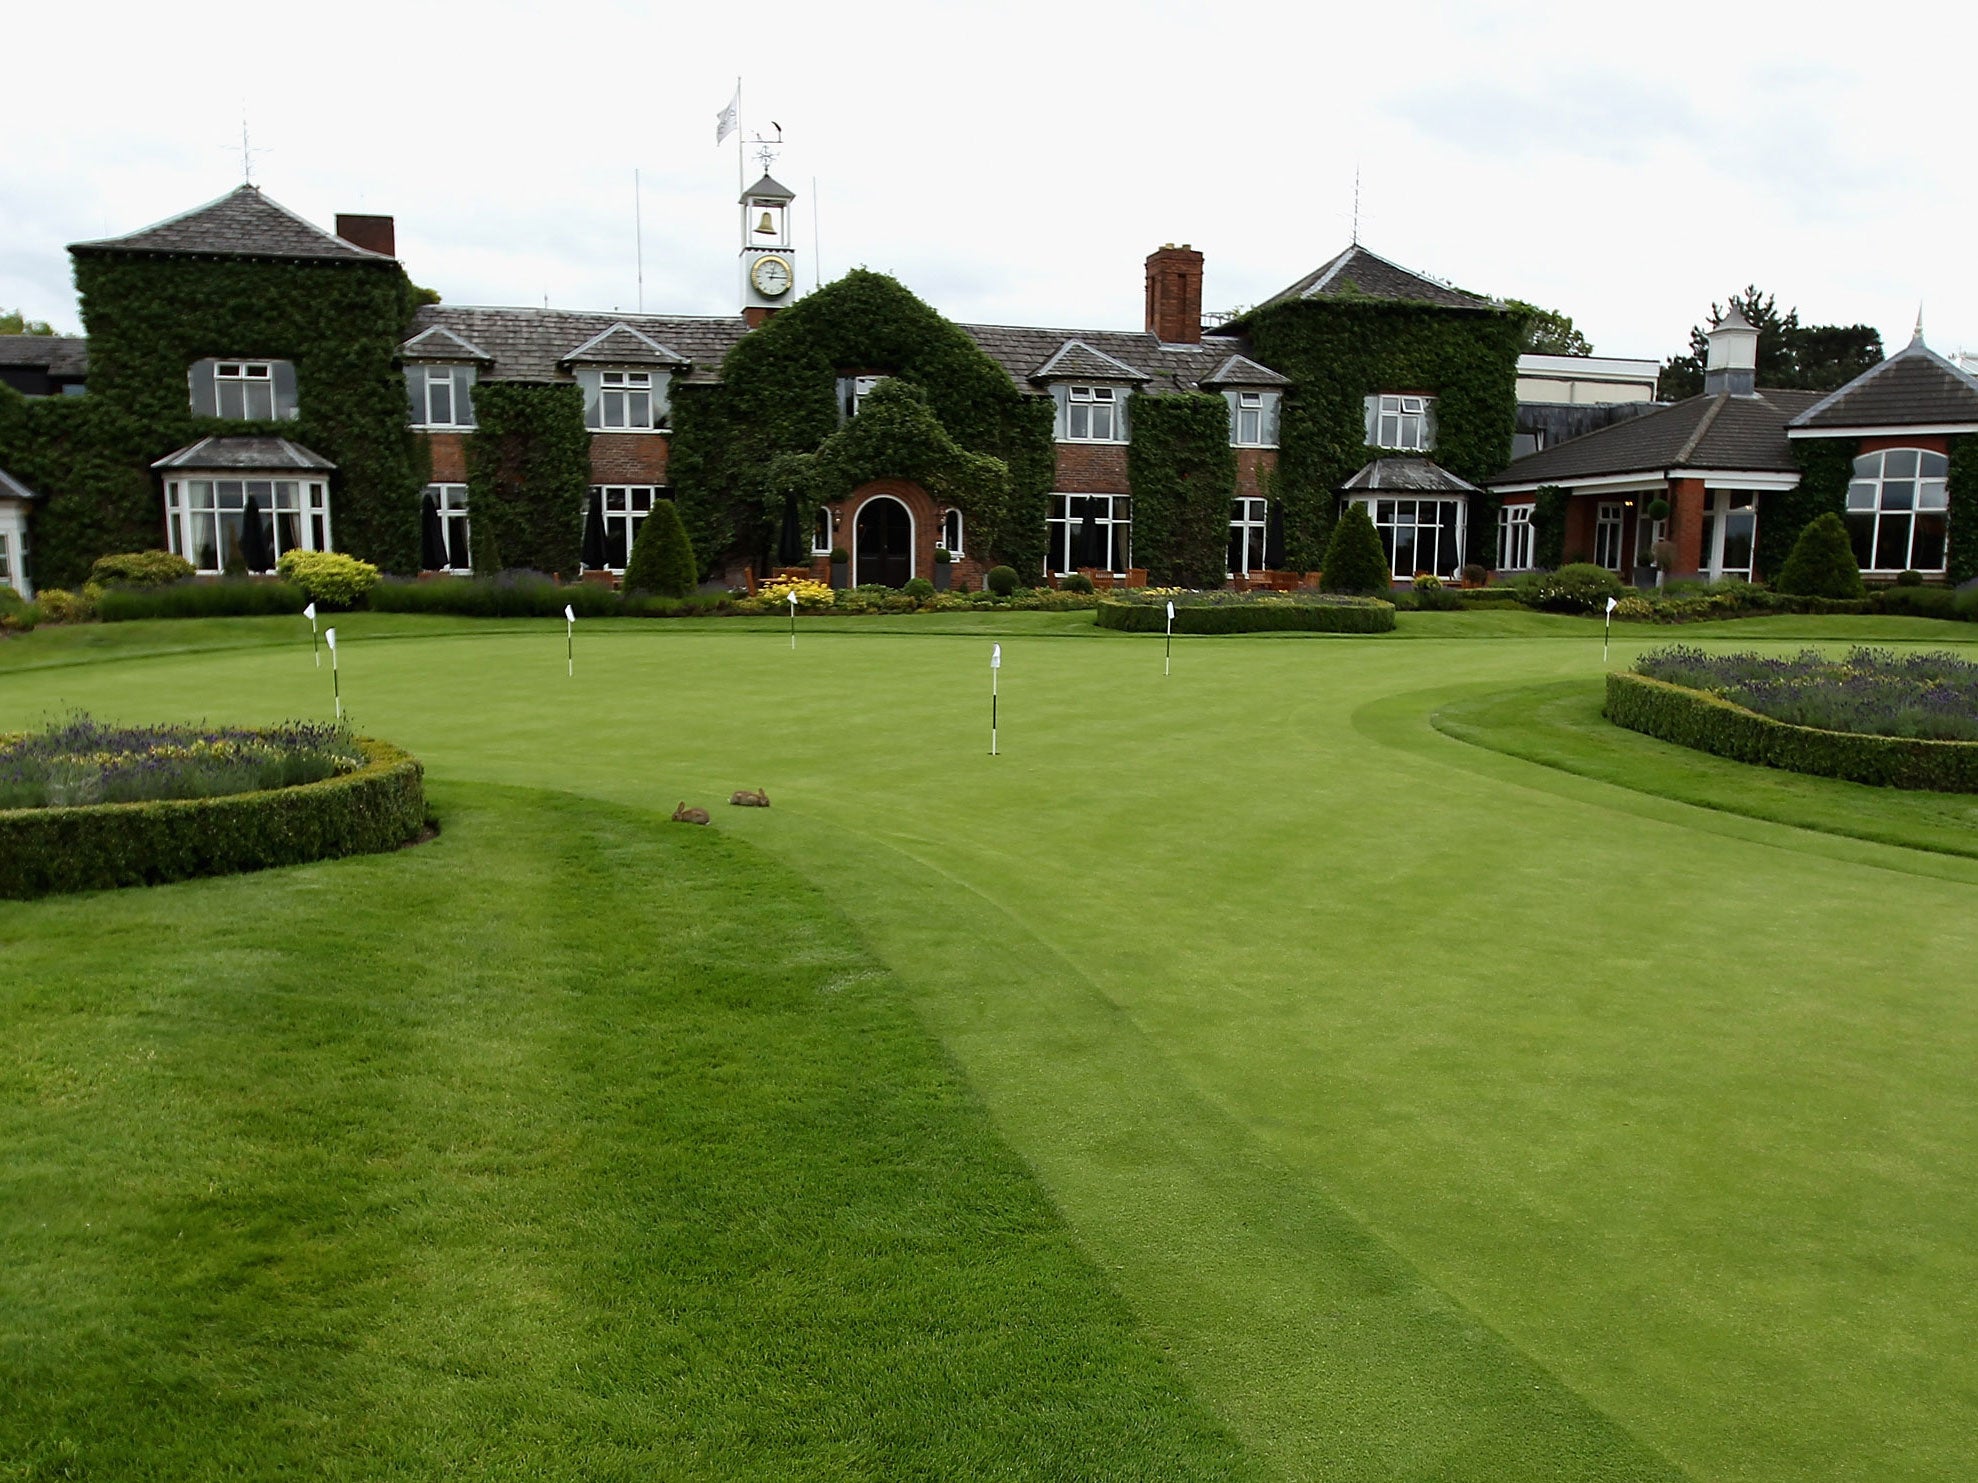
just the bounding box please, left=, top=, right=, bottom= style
left=6, top=609, right=1978, bottom=1480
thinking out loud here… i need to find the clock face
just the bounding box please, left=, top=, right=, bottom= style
left=751, top=255, right=793, bottom=298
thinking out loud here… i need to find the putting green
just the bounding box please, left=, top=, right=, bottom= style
left=5, top=610, right=1977, bottom=1481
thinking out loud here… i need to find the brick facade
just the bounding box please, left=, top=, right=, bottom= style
left=589, top=432, right=669, bottom=485
left=1052, top=440, right=1132, bottom=493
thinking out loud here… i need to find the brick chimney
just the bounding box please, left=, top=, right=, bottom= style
left=335, top=214, right=396, bottom=257
left=1145, top=244, right=1204, bottom=344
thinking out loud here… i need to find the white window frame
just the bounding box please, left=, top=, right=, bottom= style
left=1365, top=393, right=1436, bottom=452
left=0, top=523, right=22, bottom=598
left=812, top=506, right=834, bottom=556
left=1063, top=385, right=1124, bottom=443
left=190, top=358, right=298, bottom=421
left=1228, top=496, right=1269, bottom=577
left=941, top=507, right=964, bottom=557
left=1846, top=448, right=1949, bottom=574
left=164, top=476, right=331, bottom=576
left=1350, top=495, right=1466, bottom=581
left=1594, top=501, right=1627, bottom=572
left=1047, top=493, right=1131, bottom=576
left=580, top=368, right=662, bottom=432
left=425, top=483, right=470, bottom=573
left=1698, top=490, right=1760, bottom=581
left=593, top=485, right=661, bottom=572
left=1497, top=502, right=1534, bottom=572
left=1229, top=390, right=1279, bottom=448
left=839, top=374, right=884, bottom=422
left=410, top=364, right=477, bottom=430
left=215, top=361, right=275, bottom=420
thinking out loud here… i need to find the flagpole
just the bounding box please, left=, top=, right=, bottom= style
left=990, top=644, right=1001, bottom=756
left=1165, top=600, right=1174, bottom=676
left=565, top=603, right=575, bottom=677
left=735, top=76, right=744, bottom=194
left=789, top=589, right=798, bottom=648
left=1604, top=595, right=1617, bottom=665
left=326, top=628, right=340, bottom=720
left=306, top=601, right=319, bottom=667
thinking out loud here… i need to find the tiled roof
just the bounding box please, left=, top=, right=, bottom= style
left=560, top=322, right=691, bottom=367
left=151, top=436, right=336, bottom=472
left=1031, top=339, right=1151, bottom=382
left=1491, top=389, right=1825, bottom=487
left=743, top=173, right=795, bottom=202
left=0, top=467, right=41, bottom=501
left=72, top=186, right=393, bottom=262
left=1340, top=457, right=1480, bottom=494
left=1254, top=244, right=1494, bottom=313
left=400, top=325, right=492, bottom=362
left=0, top=335, right=88, bottom=376
left=1788, top=337, right=1978, bottom=431
left=961, top=324, right=1277, bottom=397
left=409, top=305, right=748, bottom=384
left=1200, top=353, right=1291, bottom=388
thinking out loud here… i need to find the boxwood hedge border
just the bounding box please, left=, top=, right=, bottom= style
left=0, top=738, right=426, bottom=899
left=1096, top=598, right=1395, bottom=635
left=1604, top=671, right=1978, bottom=792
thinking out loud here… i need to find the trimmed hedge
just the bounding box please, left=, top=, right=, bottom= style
left=1605, top=671, right=1978, bottom=792
left=0, top=737, right=426, bottom=898
left=97, top=578, right=310, bottom=622
left=1097, top=597, right=1395, bottom=635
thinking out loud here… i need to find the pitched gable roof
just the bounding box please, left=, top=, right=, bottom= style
left=0, top=467, right=42, bottom=502
left=559, top=322, right=690, bottom=367
left=408, top=306, right=746, bottom=384
left=151, top=436, right=336, bottom=472
left=1198, top=353, right=1291, bottom=388
left=1256, top=244, right=1493, bottom=313
left=0, top=335, right=89, bottom=377
left=400, top=325, right=493, bottom=362
left=72, top=186, right=393, bottom=263
left=1341, top=457, right=1480, bottom=494
left=1030, top=338, right=1151, bottom=383
left=1491, top=388, right=1825, bottom=488
left=1788, top=336, right=1978, bottom=433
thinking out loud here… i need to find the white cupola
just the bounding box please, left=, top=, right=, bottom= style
left=1704, top=303, right=1758, bottom=396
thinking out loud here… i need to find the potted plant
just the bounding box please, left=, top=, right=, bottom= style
left=828, top=546, right=849, bottom=590
left=932, top=546, right=952, bottom=591
left=1651, top=538, right=1677, bottom=590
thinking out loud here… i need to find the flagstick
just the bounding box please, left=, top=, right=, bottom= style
left=1604, top=595, right=1617, bottom=666
left=306, top=601, right=319, bottom=668
left=990, top=643, right=1002, bottom=756
left=565, top=603, right=575, bottom=678
left=326, top=628, right=340, bottom=720
left=1165, top=599, right=1174, bottom=677
left=789, top=589, right=798, bottom=649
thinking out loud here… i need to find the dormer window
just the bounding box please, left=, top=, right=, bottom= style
left=837, top=375, right=883, bottom=422
left=407, top=364, right=477, bottom=429
left=1060, top=385, right=1126, bottom=443
left=1228, top=390, right=1281, bottom=448
left=578, top=368, right=666, bottom=431
left=190, top=359, right=298, bottom=421
left=1364, top=393, right=1435, bottom=451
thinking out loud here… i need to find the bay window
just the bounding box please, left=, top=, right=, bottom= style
left=1350, top=495, right=1465, bottom=581
left=1847, top=449, right=1948, bottom=573
left=164, top=477, right=330, bottom=575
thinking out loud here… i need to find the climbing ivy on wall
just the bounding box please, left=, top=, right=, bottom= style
left=666, top=270, right=1055, bottom=576
left=1125, top=392, right=1236, bottom=586
left=0, top=253, right=428, bottom=586
left=463, top=383, right=589, bottom=576
left=1235, top=299, right=1523, bottom=571
left=1757, top=437, right=1857, bottom=581
left=1531, top=486, right=1569, bottom=571
left=1947, top=435, right=1978, bottom=586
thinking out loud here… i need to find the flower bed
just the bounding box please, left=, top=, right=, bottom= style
left=1633, top=646, right=1978, bottom=741
left=0, top=715, right=364, bottom=809
left=0, top=725, right=425, bottom=898
left=1096, top=590, right=1395, bottom=635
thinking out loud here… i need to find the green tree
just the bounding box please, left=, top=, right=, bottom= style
left=1661, top=287, right=1882, bottom=399
left=1773, top=511, right=1864, bottom=598
left=1319, top=504, right=1391, bottom=594
left=1508, top=300, right=1592, bottom=357
left=623, top=497, right=697, bottom=597
left=0, top=309, right=57, bottom=336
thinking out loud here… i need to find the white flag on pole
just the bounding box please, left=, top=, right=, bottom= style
left=564, top=604, right=575, bottom=623
left=991, top=643, right=1002, bottom=670
left=325, top=627, right=337, bottom=652
left=715, top=88, right=739, bottom=145
left=1166, top=600, right=1175, bottom=621
left=304, top=601, right=317, bottom=622
left=1605, top=596, right=1620, bottom=613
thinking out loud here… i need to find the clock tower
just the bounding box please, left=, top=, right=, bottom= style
left=740, top=173, right=796, bottom=326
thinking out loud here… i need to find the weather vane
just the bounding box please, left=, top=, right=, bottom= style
left=750, top=122, right=783, bottom=175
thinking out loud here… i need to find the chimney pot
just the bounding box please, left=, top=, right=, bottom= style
left=335, top=213, right=396, bottom=258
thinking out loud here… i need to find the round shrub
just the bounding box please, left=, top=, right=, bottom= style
left=276, top=550, right=380, bottom=608
left=986, top=565, right=1020, bottom=597
left=33, top=586, right=100, bottom=624
left=1061, top=572, right=1095, bottom=594
left=622, top=498, right=698, bottom=598
left=933, top=547, right=952, bottom=565
left=1645, top=497, right=1671, bottom=522
left=1774, top=512, right=1864, bottom=599
left=1411, top=574, right=1461, bottom=611
left=1896, top=568, right=1925, bottom=587
left=902, top=576, right=935, bottom=600
left=1514, top=562, right=1625, bottom=613
left=89, top=551, right=195, bottom=588
left=0, top=584, right=36, bottom=632
left=1320, top=504, right=1392, bottom=595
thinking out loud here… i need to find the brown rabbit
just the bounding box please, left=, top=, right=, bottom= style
left=671, top=801, right=711, bottom=825
left=729, top=787, right=770, bottom=808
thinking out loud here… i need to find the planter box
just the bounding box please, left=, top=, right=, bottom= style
left=829, top=560, right=849, bottom=590
left=933, top=564, right=951, bottom=591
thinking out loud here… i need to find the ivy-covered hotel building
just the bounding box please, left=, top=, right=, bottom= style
left=0, top=182, right=1535, bottom=595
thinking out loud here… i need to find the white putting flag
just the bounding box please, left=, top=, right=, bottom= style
left=991, top=643, right=1002, bottom=670
left=715, top=88, right=739, bottom=145
left=788, top=590, right=798, bottom=606
left=325, top=626, right=337, bottom=652
left=564, top=604, right=575, bottom=623
left=1167, top=601, right=1175, bottom=621
left=304, top=602, right=317, bottom=622
left=1605, top=596, right=1619, bottom=613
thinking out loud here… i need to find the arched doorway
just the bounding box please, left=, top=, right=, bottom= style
left=854, top=496, right=913, bottom=587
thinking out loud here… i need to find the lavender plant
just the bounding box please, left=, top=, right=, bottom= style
left=1635, top=646, right=1978, bottom=742
left=0, top=714, right=364, bottom=810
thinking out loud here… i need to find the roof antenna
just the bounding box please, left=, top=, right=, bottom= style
left=1352, top=165, right=1361, bottom=245
left=1914, top=304, right=1926, bottom=346
left=229, top=109, right=270, bottom=186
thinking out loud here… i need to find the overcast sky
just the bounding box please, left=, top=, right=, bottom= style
left=6, top=0, right=1971, bottom=366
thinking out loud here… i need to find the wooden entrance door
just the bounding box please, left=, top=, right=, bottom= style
left=855, top=498, right=912, bottom=587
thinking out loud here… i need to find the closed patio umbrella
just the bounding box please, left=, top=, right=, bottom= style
left=777, top=495, right=803, bottom=565
left=1079, top=507, right=1100, bottom=569
left=580, top=488, right=608, bottom=570
left=420, top=493, right=449, bottom=570
left=1265, top=502, right=1286, bottom=570
left=240, top=494, right=274, bottom=573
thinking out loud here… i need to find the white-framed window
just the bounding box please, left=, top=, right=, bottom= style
left=164, top=477, right=330, bottom=575
left=1699, top=490, right=1759, bottom=581
left=424, top=483, right=470, bottom=572
left=1228, top=496, right=1269, bottom=576
left=837, top=374, right=884, bottom=422
left=941, top=507, right=964, bottom=557
left=1594, top=501, right=1626, bottom=571
left=1497, top=502, right=1534, bottom=571
left=1227, top=390, right=1280, bottom=448
left=1847, top=448, right=1949, bottom=573
left=1059, top=385, right=1126, bottom=443
left=592, top=485, right=660, bottom=571
left=1048, top=493, right=1131, bottom=575
left=578, top=368, right=665, bottom=431
left=0, top=531, right=15, bottom=593
left=812, top=506, right=834, bottom=556
left=1363, top=393, right=1436, bottom=451
left=1351, top=495, right=1466, bottom=581
left=407, top=364, right=477, bottom=429
left=189, top=359, right=299, bottom=420
left=0, top=507, right=32, bottom=597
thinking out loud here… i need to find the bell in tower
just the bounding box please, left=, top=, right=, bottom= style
left=739, top=170, right=798, bottom=323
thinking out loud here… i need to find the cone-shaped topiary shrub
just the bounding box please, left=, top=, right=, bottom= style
left=1774, top=512, right=1865, bottom=598
left=1320, top=504, right=1392, bottom=595
left=623, top=498, right=698, bottom=598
